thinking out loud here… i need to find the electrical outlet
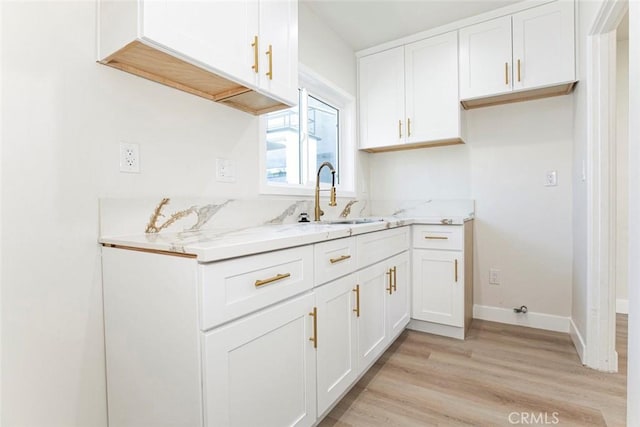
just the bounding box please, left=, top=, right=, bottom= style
left=120, top=142, right=140, bottom=173
left=489, top=268, right=500, bottom=285
left=216, top=158, right=236, bottom=183
left=545, top=170, right=558, bottom=186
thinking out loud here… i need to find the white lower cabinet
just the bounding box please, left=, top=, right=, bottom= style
left=315, top=273, right=359, bottom=415
left=203, top=292, right=317, bottom=427
left=386, top=252, right=411, bottom=338
left=412, top=249, right=464, bottom=326
left=356, top=261, right=389, bottom=369
left=409, top=222, right=474, bottom=339
left=102, top=226, right=412, bottom=427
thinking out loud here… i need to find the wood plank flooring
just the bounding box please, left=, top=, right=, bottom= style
left=320, top=316, right=627, bottom=427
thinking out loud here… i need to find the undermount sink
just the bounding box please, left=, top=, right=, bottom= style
left=321, top=218, right=385, bottom=225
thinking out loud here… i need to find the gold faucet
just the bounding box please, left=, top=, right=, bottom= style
left=314, top=161, right=337, bottom=221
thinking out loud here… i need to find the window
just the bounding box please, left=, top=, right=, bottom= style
left=260, top=66, right=355, bottom=195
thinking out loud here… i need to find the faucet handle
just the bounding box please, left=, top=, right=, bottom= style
left=329, top=187, right=337, bottom=206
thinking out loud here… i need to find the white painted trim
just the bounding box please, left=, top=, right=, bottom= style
left=570, top=318, right=586, bottom=364
left=616, top=299, right=629, bottom=314
left=584, top=0, right=628, bottom=373
left=356, top=0, right=556, bottom=57
left=407, top=319, right=465, bottom=340
left=473, top=305, right=570, bottom=333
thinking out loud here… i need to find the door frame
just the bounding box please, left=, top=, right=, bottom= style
left=585, top=0, right=627, bottom=372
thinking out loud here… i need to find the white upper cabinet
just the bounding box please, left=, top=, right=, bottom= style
left=511, top=1, right=575, bottom=91
left=459, top=1, right=575, bottom=106
left=358, top=47, right=405, bottom=151
left=458, top=16, right=513, bottom=100
left=358, top=31, right=462, bottom=152
left=405, top=32, right=461, bottom=145
left=258, top=0, right=299, bottom=105
left=98, top=0, right=298, bottom=114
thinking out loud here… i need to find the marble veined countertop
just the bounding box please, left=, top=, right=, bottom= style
left=99, top=216, right=472, bottom=263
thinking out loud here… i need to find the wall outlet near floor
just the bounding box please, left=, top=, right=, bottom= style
left=120, top=142, right=140, bottom=173
left=489, top=268, right=501, bottom=285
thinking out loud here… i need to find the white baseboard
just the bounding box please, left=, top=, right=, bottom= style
left=569, top=318, right=586, bottom=364
left=616, top=298, right=629, bottom=314
left=473, top=305, right=570, bottom=333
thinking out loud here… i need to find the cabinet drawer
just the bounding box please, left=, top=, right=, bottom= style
left=314, top=237, right=357, bottom=285
left=356, top=227, right=409, bottom=269
left=412, top=225, right=463, bottom=250
left=200, top=246, right=314, bottom=330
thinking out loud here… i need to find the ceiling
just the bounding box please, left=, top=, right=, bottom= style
left=302, top=0, right=527, bottom=51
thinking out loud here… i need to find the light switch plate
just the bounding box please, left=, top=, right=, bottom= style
left=545, top=170, right=558, bottom=186
left=216, top=158, right=236, bottom=183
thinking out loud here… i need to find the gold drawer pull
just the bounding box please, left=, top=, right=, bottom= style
left=454, top=259, right=458, bottom=282
left=329, top=254, right=351, bottom=264
left=386, top=269, right=393, bottom=295
left=309, top=307, right=318, bottom=348
left=517, top=59, right=521, bottom=82
left=505, top=62, right=509, bottom=85
left=407, top=118, right=411, bottom=137
left=398, top=119, right=402, bottom=138
left=254, top=272, right=290, bottom=287
left=265, top=44, right=273, bottom=80
left=353, top=285, right=360, bottom=317
left=251, top=35, right=259, bottom=73
left=392, top=266, right=397, bottom=292
left=424, top=236, right=448, bottom=240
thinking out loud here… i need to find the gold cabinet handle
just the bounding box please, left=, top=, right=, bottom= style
left=329, top=254, right=351, bottom=264
left=392, top=266, right=397, bottom=292
left=309, top=307, right=317, bottom=348
left=505, top=62, right=509, bottom=85
left=454, top=259, right=458, bottom=283
left=398, top=120, right=402, bottom=139
left=353, top=285, right=360, bottom=317
left=407, top=118, right=411, bottom=137
left=517, top=59, right=521, bottom=82
left=425, top=236, right=448, bottom=240
left=265, top=44, right=273, bottom=80
left=386, top=269, right=393, bottom=295
left=254, top=272, right=290, bottom=287
left=251, top=35, right=259, bottom=73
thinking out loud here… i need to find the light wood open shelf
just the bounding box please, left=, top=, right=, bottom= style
left=99, top=41, right=289, bottom=116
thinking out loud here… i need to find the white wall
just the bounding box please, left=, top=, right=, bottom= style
left=368, top=144, right=470, bottom=200
left=467, top=97, right=574, bottom=317
left=0, top=2, right=356, bottom=426
left=368, top=96, right=574, bottom=318
left=616, top=37, right=629, bottom=311
left=627, top=3, right=639, bottom=424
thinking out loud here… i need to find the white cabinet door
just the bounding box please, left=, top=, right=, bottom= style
left=412, top=249, right=464, bottom=327
left=259, top=0, right=298, bottom=105
left=512, top=1, right=575, bottom=91
left=356, top=261, right=388, bottom=369
left=386, top=252, right=411, bottom=339
left=459, top=15, right=512, bottom=99
left=358, top=47, right=405, bottom=150
left=141, top=0, right=259, bottom=85
left=203, top=293, right=317, bottom=427
left=405, top=32, right=460, bottom=143
left=315, top=274, right=358, bottom=416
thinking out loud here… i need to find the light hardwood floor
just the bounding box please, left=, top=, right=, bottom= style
left=320, top=316, right=628, bottom=427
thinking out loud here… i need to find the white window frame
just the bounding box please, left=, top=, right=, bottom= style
left=259, top=65, right=356, bottom=197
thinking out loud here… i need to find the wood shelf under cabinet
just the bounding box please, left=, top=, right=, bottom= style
left=99, top=41, right=288, bottom=116
left=460, top=81, right=577, bottom=110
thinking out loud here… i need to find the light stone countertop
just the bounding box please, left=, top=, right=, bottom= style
left=99, top=216, right=472, bottom=263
